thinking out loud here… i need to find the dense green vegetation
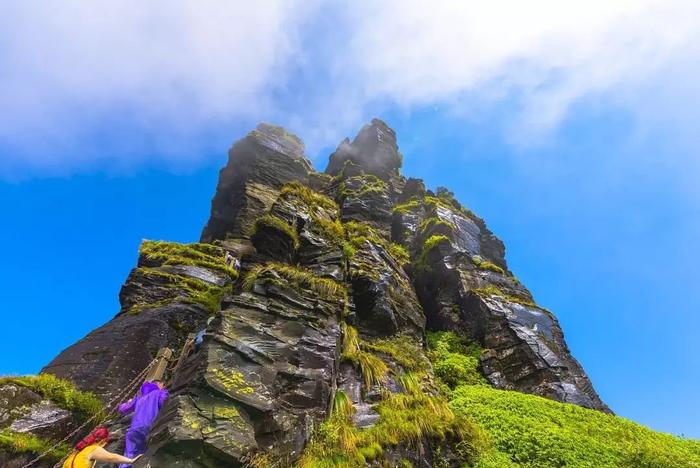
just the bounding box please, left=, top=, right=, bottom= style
left=426, top=331, right=487, bottom=389
left=426, top=331, right=700, bottom=468
left=302, top=327, right=482, bottom=467
left=139, top=240, right=238, bottom=278
left=0, top=429, right=70, bottom=462
left=0, top=374, right=103, bottom=421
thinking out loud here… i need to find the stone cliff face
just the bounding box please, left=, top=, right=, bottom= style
left=0, top=120, right=607, bottom=467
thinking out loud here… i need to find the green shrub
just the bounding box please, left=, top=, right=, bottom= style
left=427, top=331, right=487, bottom=389
left=243, top=262, right=346, bottom=302
left=140, top=240, right=238, bottom=278
left=414, top=235, right=450, bottom=270
left=253, top=214, right=300, bottom=248
left=387, top=243, right=410, bottom=266
left=0, top=429, right=70, bottom=462
left=0, top=374, right=103, bottom=421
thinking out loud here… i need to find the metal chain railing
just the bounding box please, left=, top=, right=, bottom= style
left=20, top=357, right=159, bottom=468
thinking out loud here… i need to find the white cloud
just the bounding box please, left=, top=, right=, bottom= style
left=0, top=0, right=699, bottom=175
left=0, top=0, right=317, bottom=172
left=338, top=0, right=700, bottom=144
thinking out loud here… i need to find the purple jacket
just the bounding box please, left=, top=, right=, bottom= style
left=118, top=381, right=169, bottom=432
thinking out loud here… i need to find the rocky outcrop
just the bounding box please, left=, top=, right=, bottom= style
left=201, top=124, right=313, bottom=242
left=0, top=118, right=609, bottom=467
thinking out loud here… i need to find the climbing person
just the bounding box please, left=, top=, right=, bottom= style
left=234, top=257, right=241, bottom=271
left=117, top=380, right=169, bottom=467
left=193, top=316, right=216, bottom=353
left=62, top=426, right=141, bottom=467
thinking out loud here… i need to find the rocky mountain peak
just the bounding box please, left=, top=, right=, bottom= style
left=325, top=118, right=403, bottom=180
left=0, top=118, right=629, bottom=468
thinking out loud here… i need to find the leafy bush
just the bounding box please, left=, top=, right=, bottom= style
left=362, top=336, right=429, bottom=372
left=0, top=374, right=103, bottom=421
left=427, top=331, right=486, bottom=388
left=344, top=221, right=410, bottom=266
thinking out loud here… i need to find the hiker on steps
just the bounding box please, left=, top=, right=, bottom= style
left=117, top=380, right=169, bottom=467
left=62, top=426, right=141, bottom=467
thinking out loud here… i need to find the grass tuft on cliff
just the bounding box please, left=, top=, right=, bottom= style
left=472, top=284, right=537, bottom=308
left=130, top=268, right=230, bottom=314
left=426, top=332, right=700, bottom=467
left=139, top=240, right=238, bottom=278
left=345, top=221, right=410, bottom=266
left=253, top=214, right=300, bottom=249
left=470, top=255, right=506, bottom=275
left=243, top=262, right=346, bottom=302
left=0, top=374, right=103, bottom=421
left=281, top=181, right=338, bottom=213
left=0, top=429, right=70, bottom=462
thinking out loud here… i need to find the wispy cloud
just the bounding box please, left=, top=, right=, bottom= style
left=0, top=1, right=699, bottom=175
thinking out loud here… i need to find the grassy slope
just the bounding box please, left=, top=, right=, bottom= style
left=428, top=332, right=700, bottom=468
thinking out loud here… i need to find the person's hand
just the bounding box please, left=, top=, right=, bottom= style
left=130, top=454, right=143, bottom=463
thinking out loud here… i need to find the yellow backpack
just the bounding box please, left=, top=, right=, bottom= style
left=62, top=444, right=98, bottom=468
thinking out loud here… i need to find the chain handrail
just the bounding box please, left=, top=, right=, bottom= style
left=20, top=357, right=159, bottom=468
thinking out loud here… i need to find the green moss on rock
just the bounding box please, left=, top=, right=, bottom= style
left=281, top=181, right=338, bottom=213
left=140, top=240, right=238, bottom=279
left=243, top=262, right=346, bottom=302
left=472, top=285, right=537, bottom=308
left=129, top=268, right=230, bottom=314
left=0, top=374, right=103, bottom=421
left=253, top=214, right=300, bottom=248
left=0, top=429, right=70, bottom=463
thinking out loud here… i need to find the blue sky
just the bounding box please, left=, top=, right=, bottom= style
left=1, top=1, right=700, bottom=439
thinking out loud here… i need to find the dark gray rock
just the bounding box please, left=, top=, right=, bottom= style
left=201, top=124, right=312, bottom=242
left=325, top=119, right=402, bottom=180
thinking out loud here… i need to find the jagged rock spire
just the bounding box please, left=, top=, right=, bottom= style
left=325, top=118, right=403, bottom=180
